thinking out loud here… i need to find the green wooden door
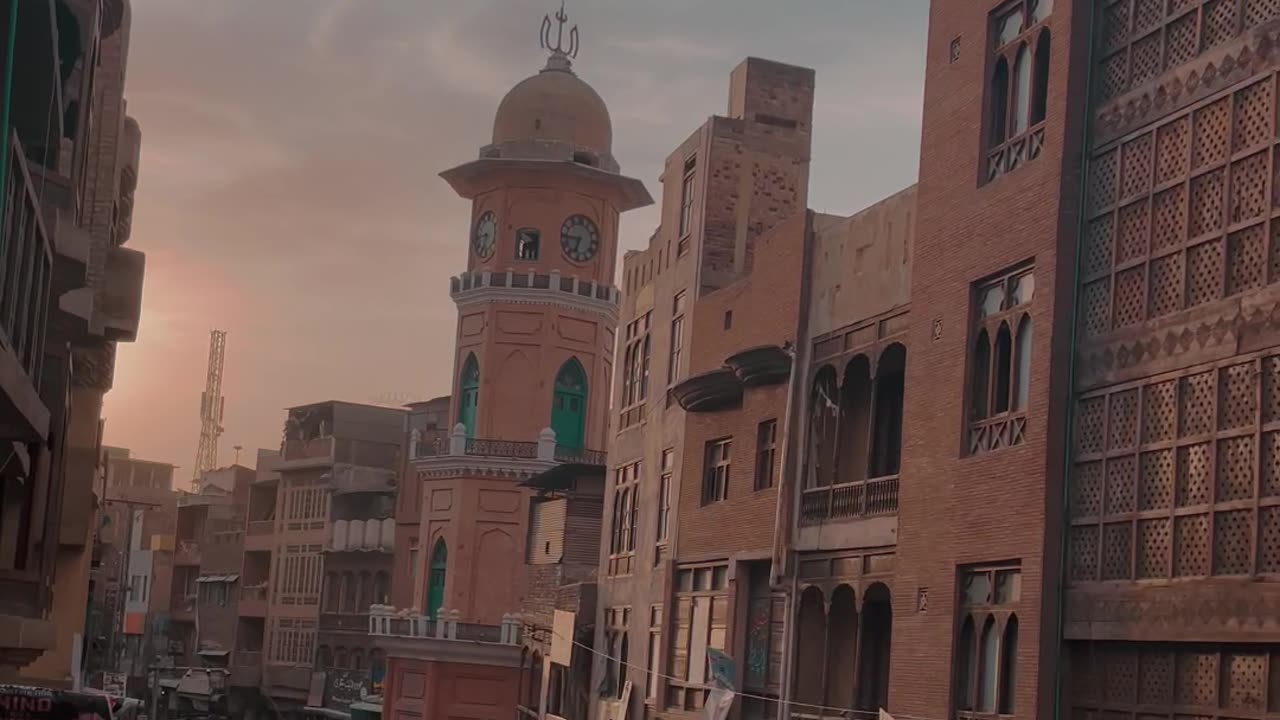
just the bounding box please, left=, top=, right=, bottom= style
left=458, top=354, right=479, bottom=438
left=427, top=539, right=447, bottom=619
left=550, top=359, right=587, bottom=449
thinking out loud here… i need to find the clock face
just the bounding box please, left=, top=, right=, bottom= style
left=560, top=215, right=600, bottom=263
left=472, top=211, right=496, bottom=258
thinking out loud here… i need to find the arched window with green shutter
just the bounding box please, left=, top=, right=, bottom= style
left=550, top=358, right=587, bottom=450
left=427, top=539, right=447, bottom=620
left=458, top=354, right=479, bottom=438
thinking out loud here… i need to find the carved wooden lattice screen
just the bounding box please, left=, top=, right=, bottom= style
left=1083, top=67, right=1280, bottom=338
left=1070, top=352, right=1280, bottom=582
left=1070, top=642, right=1280, bottom=718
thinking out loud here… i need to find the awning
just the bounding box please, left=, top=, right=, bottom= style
left=197, top=649, right=229, bottom=657
left=195, top=574, right=239, bottom=583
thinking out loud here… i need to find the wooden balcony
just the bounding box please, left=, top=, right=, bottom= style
left=799, top=475, right=900, bottom=525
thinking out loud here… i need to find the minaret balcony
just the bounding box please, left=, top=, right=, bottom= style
left=411, top=425, right=607, bottom=482
left=449, top=270, right=619, bottom=319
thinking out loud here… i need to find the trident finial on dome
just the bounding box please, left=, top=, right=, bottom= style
left=540, top=1, right=579, bottom=60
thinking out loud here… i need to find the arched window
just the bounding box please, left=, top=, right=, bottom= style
left=1014, top=315, right=1032, bottom=410
left=373, top=571, right=390, bottom=606
left=994, top=323, right=1013, bottom=414
left=342, top=572, right=356, bottom=613
left=971, top=330, right=991, bottom=421
left=1011, top=43, right=1032, bottom=134
left=335, top=647, right=349, bottom=669
left=323, top=572, right=340, bottom=612
left=1032, top=31, right=1051, bottom=125
left=977, top=616, right=999, bottom=712
left=458, top=354, right=479, bottom=438
left=839, top=356, right=872, bottom=485
left=999, top=615, right=1019, bottom=714
left=870, top=344, right=906, bottom=478
left=550, top=358, right=588, bottom=450
left=616, top=632, right=629, bottom=699
left=955, top=616, right=976, bottom=711
left=357, top=571, right=373, bottom=611
left=352, top=648, right=365, bottom=671
left=808, top=367, right=839, bottom=488
left=316, top=645, right=332, bottom=669
left=427, top=539, right=447, bottom=619
left=990, top=57, right=1009, bottom=145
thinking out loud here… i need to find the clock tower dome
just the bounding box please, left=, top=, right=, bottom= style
left=439, top=9, right=652, bottom=450
left=411, top=5, right=652, bottom=625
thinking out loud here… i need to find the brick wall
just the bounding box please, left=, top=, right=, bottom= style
left=891, top=2, right=1089, bottom=719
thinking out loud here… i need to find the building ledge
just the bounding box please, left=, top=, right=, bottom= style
left=412, top=426, right=603, bottom=481
left=0, top=613, right=55, bottom=668
left=371, top=605, right=523, bottom=667
left=724, top=345, right=792, bottom=387
left=96, top=245, right=145, bottom=343
left=441, top=157, right=653, bottom=212
left=670, top=368, right=743, bottom=412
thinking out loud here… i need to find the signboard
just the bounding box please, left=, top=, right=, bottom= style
left=102, top=672, right=127, bottom=696
left=0, top=684, right=140, bottom=720
left=324, top=670, right=368, bottom=710
left=550, top=610, right=575, bottom=666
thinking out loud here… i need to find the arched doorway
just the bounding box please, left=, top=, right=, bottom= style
left=551, top=358, right=587, bottom=449
left=458, top=354, right=479, bottom=437
left=427, top=539, right=447, bottom=619
left=857, top=583, right=893, bottom=711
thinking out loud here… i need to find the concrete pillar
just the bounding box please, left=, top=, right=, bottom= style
left=449, top=425, right=466, bottom=455
left=537, top=428, right=557, bottom=461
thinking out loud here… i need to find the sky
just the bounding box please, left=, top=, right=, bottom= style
left=102, top=0, right=929, bottom=474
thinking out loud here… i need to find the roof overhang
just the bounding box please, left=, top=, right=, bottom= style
left=440, top=158, right=653, bottom=212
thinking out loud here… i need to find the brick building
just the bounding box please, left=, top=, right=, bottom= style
left=592, top=56, right=815, bottom=720
left=0, top=0, right=149, bottom=686
left=376, top=6, right=652, bottom=720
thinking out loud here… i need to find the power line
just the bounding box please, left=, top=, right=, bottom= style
left=529, top=621, right=951, bottom=720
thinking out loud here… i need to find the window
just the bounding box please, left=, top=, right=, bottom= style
left=701, top=438, right=731, bottom=505
left=968, top=266, right=1033, bottom=455
left=754, top=419, right=777, bottom=490
left=669, top=292, right=686, bottom=385
left=985, top=0, right=1052, bottom=181
left=604, top=607, right=631, bottom=700
left=609, top=461, right=641, bottom=576
left=647, top=605, right=663, bottom=702
left=269, top=617, right=317, bottom=665
left=954, top=564, right=1020, bottom=718
left=621, top=313, right=652, bottom=428
left=679, top=156, right=696, bottom=236
left=667, top=564, right=729, bottom=711
left=427, top=539, right=447, bottom=619
left=515, top=228, right=540, bottom=260
left=723, top=310, right=733, bottom=330
left=458, top=353, right=480, bottom=438
left=657, top=449, right=673, bottom=545
left=550, top=358, right=588, bottom=450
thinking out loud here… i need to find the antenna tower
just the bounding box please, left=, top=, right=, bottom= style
left=193, top=330, right=227, bottom=490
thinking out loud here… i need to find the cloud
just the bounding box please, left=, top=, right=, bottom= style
left=104, top=0, right=929, bottom=467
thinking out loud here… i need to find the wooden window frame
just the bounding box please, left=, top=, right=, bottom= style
left=755, top=419, right=778, bottom=490
left=701, top=438, right=732, bottom=505
left=984, top=0, right=1052, bottom=182
left=968, top=265, right=1035, bottom=456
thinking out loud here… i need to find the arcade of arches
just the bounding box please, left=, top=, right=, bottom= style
left=803, top=343, right=906, bottom=522
left=792, top=582, right=893, bottom=716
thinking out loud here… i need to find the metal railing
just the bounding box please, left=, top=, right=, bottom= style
left=367, top=605, right=522, bottom=645
left=0, top=131, right=52, bottom=387
left=466, top=437, right=538, bottom=458
left=553, top=445, right=607, bottom=466
left=799, top=475, right=899, bottom=525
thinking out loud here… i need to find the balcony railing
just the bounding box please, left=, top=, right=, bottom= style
left=0, top=131, right=53, bottom=388
left=247, top=520, right=273, bottom=536
left=412, top=425, right=605, bottom=467
left=986, top=124, right=1045, bottom=182
left=283, top=436, right=336, bottom=462
left=368, top=605, right=522, bottom=645
left=799, top=475, right=899, bottom=525
left=240, top=584, right=268, bottom=603
left=968, top=413, right=1026, bottom=456
left=553, top=445, right=607, bottom=466
left=450, top=270, right=619, bottom=305
left=233, top=650, right=262, bottom=666
left=320, top=613, right=369, bottom=632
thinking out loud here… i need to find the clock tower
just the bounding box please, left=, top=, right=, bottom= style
left=412, top=6, right=652, bottom=625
